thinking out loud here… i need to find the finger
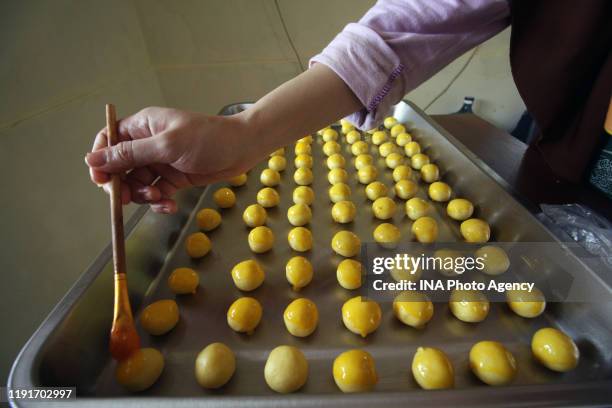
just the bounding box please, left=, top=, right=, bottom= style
left=154, top=178, right=178, bottom=199
left=126, top=166, right=157, bottom=186
left=150, top=198, right=177, bottom=214
left=126, top=180, right=162, bottom=204
left=101, top=179, right=132, bottom=205
left=151, top=164, right=192, bottom=189
left=85, top=136, right=171, bottom=173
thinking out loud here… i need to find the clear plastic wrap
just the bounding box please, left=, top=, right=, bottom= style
left=537, top=204, right=612, bottom=268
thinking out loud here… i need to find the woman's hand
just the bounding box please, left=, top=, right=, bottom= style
left=85, top=107, right=258, bottom=214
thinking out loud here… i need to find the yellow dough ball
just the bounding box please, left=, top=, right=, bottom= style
left=371, top=130, right=388, bottom=145
left=358, top=165, right=378, bottom=184
left=115, top=348, right=164, bottom=392
left=393, top=164, right=412, bottom=182
left=231, top=259, right=265, bottom=291
left=372, top=197, right=396, bottom=220
left=228, top=173, right=248, bottom=187
left=243, top=203, right=267, bottom=227
left=411, top=347, right=454, bottom=390
left=328, top=168, right=348, bottom=185
left=386, top=152, right=404, bottom=169
left=329, top=182, right=352, bottom=203
left=317, top=126, right=330, bottom=136
left=373, top=223, right=401, bottom=248
left=286, top=256, right=313, bottom=291
left=336, top=259, right=362, bottom=290
left=168, top=267, right=199, bottom=294
left=346, top=129, right=361, bottom=144
left=475, top=245, right=510, bottom=275
left=446, top=198, right=474, bottom=221
left=531, top=328, right=579, bottom=372
left=331, top=230, right=361, bottom=257
left=213, top=187, right=236, bottom=208
left=260, top=168, right=281, bottom=187
left=288, top=227, right=313, bottom=252
left=405, top=198, right=431, bottom=220
left=333, top=349, right=378, bottom=393
left=323, top=141, right=341, bottom=157
left=394, top=179, right=418, bottom=200
left=460, top=218, right=491, bottom=243
left=264, top=345, right=309, bottom=393
left=351, top=141, right=369, bottom=156
left=396, top=132, right=413, bottom=147
left=186, top=232, right=212, bottom=258
left=327, top=153, right=346, bottom=169
left=196, top=208, right=222, bottom=232
left=341, top=122, right=355, bottom=135
left=342, top=296, right=382, bottom=337
left=293, top=186, right=315, bottom=205
left=384, top=116, right=398, bottom=129
left=404, top=141, right=421, bottom=157
left=433, top=248, right=464, bottom=277
left=298, top=135, right=313, bottom=144
left=390, top=259, right=422, bottom=282
left=227, top=297, right=262, bottom=335
left=390, top=124, right=406, bottom=138
left=248, top=226, right=275, bottom=253
left=469, top=341, right=517, bottom=386
left=428, top=181, right=452, bottom=202
left=268, top=155, right=287, bottom=172
left=507, top=287, right=546, bottom=318
left=411, top=216, right=438, bottom=243
left=365, top=181, right=388, bottom=201
left=294, top=167, right=313, bottom=186
left=354, top=153, right=373, bottom=170
left=284, top=298, right=319, bottom=337
left=294, top=141, right=311, bottom=155
left=322, top=128, right=339, bottom=142
left=449, top=289, right=490, bottom=323
left=332, top=200, right=357, bottom=224
left=287, top=203, right=312, bottom=226
left=295, top=153, right=313, bottom=169
left=379, top=141, right=396, bottom=157
left=420, top=163, right=440, bottom=183
left=270, top=147, right=285, bottom=157
left=140, top=299, right=179, bottom=335
left=393, top=291, right=434, bottom=329
left=411, top=153, right=430, bottom=170
left=195, top=343, right=236, bottom=389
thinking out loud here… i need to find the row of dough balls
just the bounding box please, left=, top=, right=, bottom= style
left=219, top=279, right=550, bottom=345
left=116, top=325, right=579, bottom=393
left=193, top=325, right=578, bottom=393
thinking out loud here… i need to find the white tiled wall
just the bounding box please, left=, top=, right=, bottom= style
left=0, top=0, right=526, bottom=384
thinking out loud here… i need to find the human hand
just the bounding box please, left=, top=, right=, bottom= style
left=85, top=107, right=258, bottom=214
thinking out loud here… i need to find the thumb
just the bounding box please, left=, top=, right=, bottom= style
left=85, top=136, right=171, bottom=173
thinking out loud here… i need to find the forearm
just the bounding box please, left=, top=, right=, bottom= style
left=237, top=64, right=362, bottom=155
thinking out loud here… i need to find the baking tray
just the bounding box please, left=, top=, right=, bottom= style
left=8, top=101, right=612, bottom=407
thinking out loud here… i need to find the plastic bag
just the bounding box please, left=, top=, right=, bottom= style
left=537, top=204, right=612, bottom=268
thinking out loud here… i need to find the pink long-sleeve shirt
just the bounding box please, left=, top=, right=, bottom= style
left=310, top=0, right=511, bottom=130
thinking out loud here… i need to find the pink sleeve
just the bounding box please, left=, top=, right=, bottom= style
left=309, top=0, right=510, bottom=130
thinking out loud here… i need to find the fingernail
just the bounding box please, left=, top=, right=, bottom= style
left=86, top=151, right=106, bottom=167
left=152, top=204, right=170, bottom=214
left=136, top=187, right=153, bottom=201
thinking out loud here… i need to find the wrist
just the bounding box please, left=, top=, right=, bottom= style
left=234, top=105, right=274, bottom=156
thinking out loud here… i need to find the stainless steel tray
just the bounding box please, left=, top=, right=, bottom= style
left=8, top=101, right=612, bottom=407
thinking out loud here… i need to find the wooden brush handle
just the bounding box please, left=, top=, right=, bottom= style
left=105, top=104, right=126, bottom=275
